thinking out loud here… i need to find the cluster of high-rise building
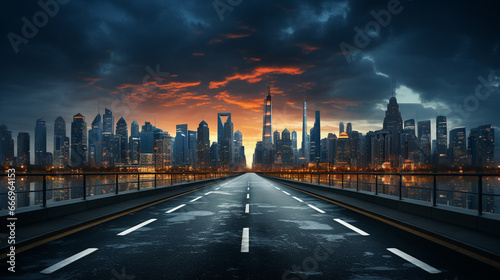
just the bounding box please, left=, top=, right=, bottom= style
left=0, top=109, right=246, bottom=170
left=252, top=89, right=496, bottom=170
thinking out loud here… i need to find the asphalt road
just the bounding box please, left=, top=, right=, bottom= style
left=2, top=173, right=499, bottom=279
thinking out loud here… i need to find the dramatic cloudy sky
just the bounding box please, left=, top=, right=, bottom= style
left=1, top=0, right=499, bottom=166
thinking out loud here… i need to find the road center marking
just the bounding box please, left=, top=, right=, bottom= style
left=245, top=204, right=249, bottom=213
left=40, top=248, right=98, bottom=274
left=190, top=196, right=202, bottom=202
left=387, top=248, right=441, bottom=274
left=241, top=228, right=249, bottom=253
left=334, top=219, right=369, bottom=236
left=117, top=219, right=157, bottom=236
left=247, top=194, right=250, bottom=199
left=205, top=191, right=213, bottom=195
left=307, top=204, right=325, bottom=213
left=292, top=196, right=303, bottom=202
left=282, top=191, right=290, bottom=195
left=166, top=204, right=186, bottom=213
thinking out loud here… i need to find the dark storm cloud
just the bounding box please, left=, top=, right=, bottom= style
left=1, top=0, right=499, bottom=159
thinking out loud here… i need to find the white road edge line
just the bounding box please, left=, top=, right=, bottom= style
left=245, top=204, right=250, bottom=213
left=190, top=196, right=202, bottom=202
left=292, top=196, right=303, bottom=203
left=387, top=248, right=441, bottom=274
left=307, top=204, right=325, bottom=213
left=205, top=191, right=213, bottom=195
left=117, top=219, right=157, bottom=236
left=40, top=248, right=98, bottom=274
left=275, top=187, right=280, bottom=190
left=282, top=191, right=290, bottom=195
left=241, top=228, right=249, bottom=253
left=166, top=204, right=186, bottom=213
left=215, top=187, right=220, bottom=190
left=247, top=194, right=250, bottom=199
left=334, top=219, right=370, bottom=236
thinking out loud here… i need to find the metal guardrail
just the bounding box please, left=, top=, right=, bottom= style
left=259, top=171, right=500, bottom=216
left=1, top=171, right=238, bottom=210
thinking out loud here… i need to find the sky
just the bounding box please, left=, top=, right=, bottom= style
left=1, top=0, right=500, bottom=167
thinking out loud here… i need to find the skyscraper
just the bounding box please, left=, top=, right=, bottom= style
left=102, top=108, right=114, bottom=166
left=54, top=116, right=69, bottom=167
left=220, top=117, right=234, bottom=169
left=217, top=113, right=231, bottom=145
left=35, top=118, right=47, bottom=165
left=188, top=130, right=197, bottom=166
left=469, top=124, right=495, bottom=168
left=262, top=86, right=272, bottom=147
left=310, top=110, right=321, bottom=162
left=210, top=142, right=219, bottom=168
left=71, top=113, right=87, bottom=167
left=346, top=122, right=352, bottom=137
left=404, top=119, right=416, bottom=136
left=291, top=130, right=298, bottom=165
left=436, top=116, right=448, bottom=164
left=281, top=129, right=294, bottom=167
left=116, top=117, right=128, bottom=164
left=234, top=130, right=245, bottom=169
left=131, top=120, right=140, bottom=137
left=88, top=114, right=103, bottom=166
left=383, top=96, right=403, bottom=165
left=449, top=127, right=466, bottom=167
left=339, top=122, right=344, bottom=134
left=175, top=124, right=188, bottom=166
left=197, top=120, right=210, bottom=169
left=301, top=101, right=309, bottom=162
left=418, top=120, right=431, bottom=141
left=0, top=125, right=14, bottom=166
left=140, top=122, right=154, bottom=154
left=17, top=132, right=30, bottom=167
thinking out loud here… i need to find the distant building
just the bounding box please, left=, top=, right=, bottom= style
left=436, top=116, right=448, bottom=165
left=35, top=118, right=47, bottom=165
left=336, top=132, right=351, bottom=167
left=310, top=111, right=321, bottom=163
left=188, top=130, right=197, bottom=166
left=469, top=124, right=495, bottom=168
left=53, top=116, right=69, bottom=167
left=449, top=127, right=466, bottom=167
left=0, top=125, right=14, bottom=166
left=210, top=142, right=219, bottom=168
left=339, top=122, right=344, bottom=134
left=383, top=96, right=403, bottom=166
left=17, top=132, right=30, bottom=167
left=71, top=113, right=87, bottom=167
left=301, top=102, right=309, bottom=162
left=197, top=120, right=210, bottom=169
left=116, top=117, right=129, bottom=165
left=88, top=114, right=103, bottom=166
left=175, top=124, right=188, bottom=166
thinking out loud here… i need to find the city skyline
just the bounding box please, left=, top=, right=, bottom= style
left=1, top=0, right=500, bottom=167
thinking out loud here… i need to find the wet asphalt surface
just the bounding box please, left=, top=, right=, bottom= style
left=1, top=173, right=499, bottom=279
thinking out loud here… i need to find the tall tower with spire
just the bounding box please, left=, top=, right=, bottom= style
left=301, top=101, right=309, bottom=162
left=383, top=78, right=403, bottom=166
left=262, top=85, right=272, bottom=148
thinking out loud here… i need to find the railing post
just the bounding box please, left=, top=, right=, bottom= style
left=171, top=174, right=173, bottom=185
left=478, top=175, right=483, bottom=215
left=328, top=172, right=331, bottom=187
left=356, top=173, right=359, bottom=192
left=318, top=173, right=320, bottom=185
left=137, top=173, right=140, bottom=191
left=42, top=175, right=47, bottom=207
left=115, top=174, right=119, bottom=194
left=432, top=175, right=437, bottom=206
left=375, top=174, right=378, bottom=195
left=341, top=173, right=344, bottom=189
left=399, top=174, right=402, bottom=200
left=83, top=174, right=86, bottom=200
left=154, top=173, right=157, bottom=188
